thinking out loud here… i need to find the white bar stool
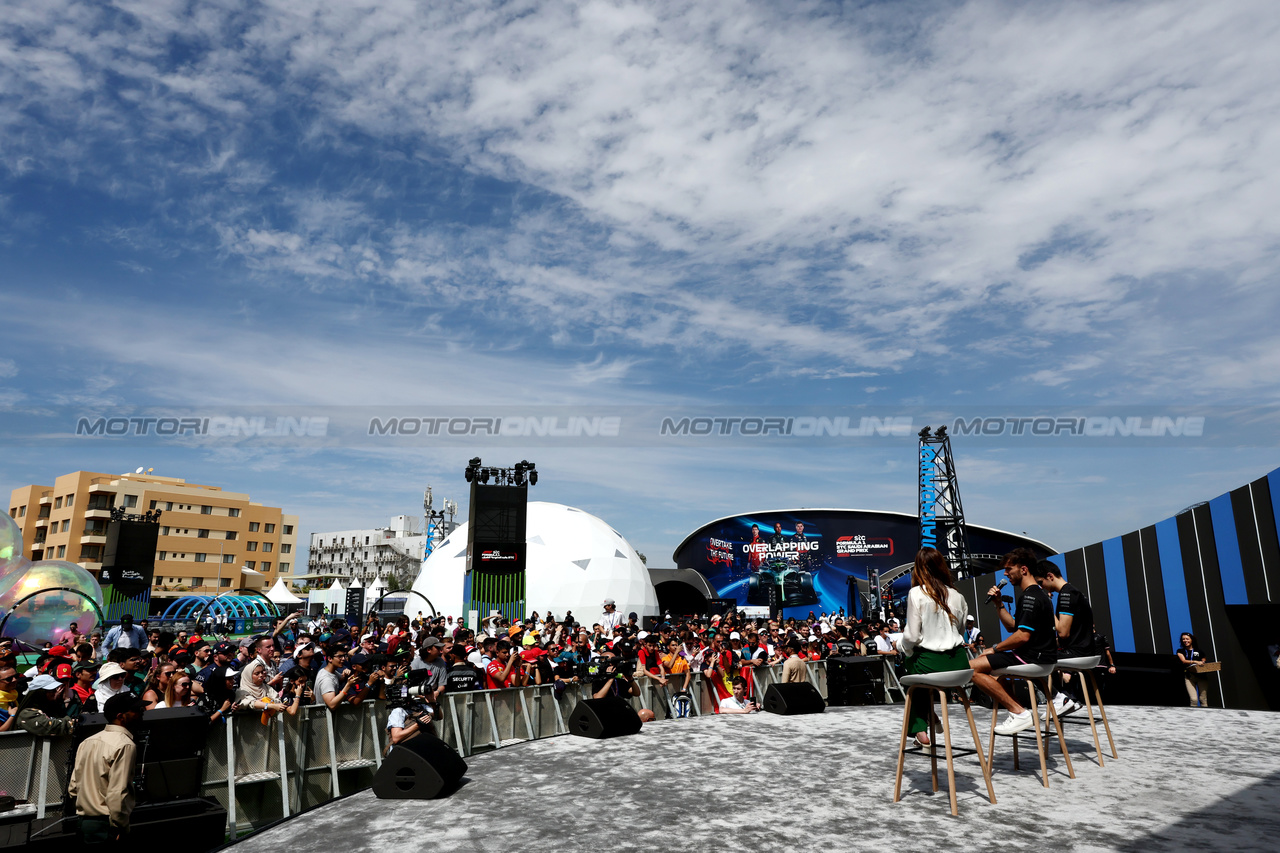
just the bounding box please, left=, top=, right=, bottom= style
left=893, top=669, right=996, bottom=816
left=986, top=662, right=1075, bottom=787
left=1054, top=655, right=1117, bottom=763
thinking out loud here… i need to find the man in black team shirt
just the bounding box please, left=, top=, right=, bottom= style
left=969, top=549, right=1057, bottom=736
left=1039, top=561, right=1094, bottom=717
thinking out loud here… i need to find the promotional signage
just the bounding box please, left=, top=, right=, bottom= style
left=673, top=509, right=1052, bottom=618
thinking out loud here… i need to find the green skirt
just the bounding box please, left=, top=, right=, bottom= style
left=903, top=645, right=970, bottom=736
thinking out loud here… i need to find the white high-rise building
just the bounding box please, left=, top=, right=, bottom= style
left=302, top=515, right=425, bottom=591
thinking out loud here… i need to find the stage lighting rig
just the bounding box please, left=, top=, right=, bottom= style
left=463, top=458, right=539, bottom=489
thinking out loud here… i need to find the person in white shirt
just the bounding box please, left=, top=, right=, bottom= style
left=600, top=599, right=624, bottom=633
left=899, top=547, right=970, bottom=748
left=718, top=676, right=759, bottom=714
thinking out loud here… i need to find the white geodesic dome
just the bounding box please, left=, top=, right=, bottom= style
left=409, top=501, right=658, bottom=623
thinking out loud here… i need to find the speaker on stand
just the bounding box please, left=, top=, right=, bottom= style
left=372, top=734, right=468, bottom=799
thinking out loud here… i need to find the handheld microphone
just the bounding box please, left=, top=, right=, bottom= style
left=986, top=580, right=1008, bottom=604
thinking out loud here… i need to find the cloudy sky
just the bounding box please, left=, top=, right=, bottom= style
left=2, top=0, right=1279, bottom=570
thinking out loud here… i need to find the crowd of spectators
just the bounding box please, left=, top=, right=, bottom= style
left=0, top=599, right=930, bottom=738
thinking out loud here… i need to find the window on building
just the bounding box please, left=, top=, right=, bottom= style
left=283, top=525, right=293, bottom=535
left=262, top=542, right=273, bottom=553
left=245, top=561, right=256, bottom=570
left=149, top=500, right=157, bottom=509
left=61, top=519, right=70, bottom=532
left=225, top=531, right=237, bottom=540
left=80, top=545, right=103, bottom=562
left=197, top=529, right=209, bottom=539
left=159, top=551, right=167, bottom=561
left=364, top=536, right=370, bottom=545
left=7, top=508, right=14, bottom=518
left=56, top=545, right=66, bottom=558
left=65, top=495, right=73, bottom=506
left=124, top=495, right=138, bottom=508
left=280, top=543, right=292, bottom=554
left=229, top=508, right=241, bottom=517
left=18, top=506, right=25, bottom=517
left=194, top=553, right=207, bottom=562
left=165, top=502, right=173, bottom=511
left=220, top=578, right=232, bottom=587
left=247, top=541, right=258, bottom=552
left=222, top=554, right=234, bottom=564
left=280, top=562, right=290, bottom=573
left=201, top=505, right=212, bottom=515
left=261, top=561, right=271, bottom=571
left=55, top=497, right=63, bottom=509
left=265, top=523, right=276, bottom=534
left=160, top=526, right=169, bottom=535
left=249, top=522, right=260, bottom=532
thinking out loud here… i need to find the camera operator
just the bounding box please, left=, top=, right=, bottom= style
left=409, top=638, right=448, bottom=704
left=347, top=654, right=389, bottom=705
left=590, top=642, right=640, bottom=701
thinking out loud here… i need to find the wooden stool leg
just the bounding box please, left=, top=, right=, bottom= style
left=1078, top=670, right=1104, bottom=767
left=893, top=687, right=915, bottom=802
left=962, top=696, right=997, bottom=805
left=1026, top=680, right=1049, bottom=787
left=1088, top=671, right=1118, bottom=758
left=939, top=689, right=958, bottom=816
left=929, top=692, right=939, bottom=792
left=1012, top=726, right=1020, bottom=770
left=1044, top=679, right=1075, bottom=779
left=988, top=702, right=999, bottom=767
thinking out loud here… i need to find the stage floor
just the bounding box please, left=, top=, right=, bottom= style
left=230, top=704, right=1280, bottom=853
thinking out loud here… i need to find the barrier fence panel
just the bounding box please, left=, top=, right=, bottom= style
left=4, top=660, right=855, bottom=836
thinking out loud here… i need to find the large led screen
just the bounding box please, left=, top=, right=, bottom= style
left=672, top=509, right=1053, bottom=619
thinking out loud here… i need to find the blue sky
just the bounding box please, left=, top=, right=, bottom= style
left=2, top=1, right=1279, bottom=569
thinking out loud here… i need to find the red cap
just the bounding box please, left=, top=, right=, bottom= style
left=48, top=645, right=70, bottom=657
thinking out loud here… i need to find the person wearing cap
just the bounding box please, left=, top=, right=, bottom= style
left=103, top=614, right=146, bottom=652
left=963, top=615, right=980, bottom=651
left=14, top=673, right=75, bottom=736
left=68, top=663, right=101, bottom=718
left=69, top=692, right=145, bottom=845
left=194, top=642, right=235, bottom=700
left=600, top=599, right=623, bottom=633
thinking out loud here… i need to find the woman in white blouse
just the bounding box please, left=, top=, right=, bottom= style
left=899, top=547, right=970, bottom=748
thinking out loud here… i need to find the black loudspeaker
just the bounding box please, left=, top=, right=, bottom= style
left=27, top=799, right=227, bottom=853
left=74, top=706, right=209, bottom=802
left=372, top=734, right=468, bottom=799
left=762, top=682, right=826, bottom=715
left=566, top=698, right=643, bottom=739
left=100, top=519, right=160, bottom=597
left=826, top=655, right=885, bottom=706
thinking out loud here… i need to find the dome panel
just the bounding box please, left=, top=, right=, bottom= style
left=409, top=501, right=657, bottom=622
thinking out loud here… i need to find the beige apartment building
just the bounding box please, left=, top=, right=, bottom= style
left=7, top=471, right=298, bottom=602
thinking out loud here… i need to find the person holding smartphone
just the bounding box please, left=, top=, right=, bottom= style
left=718, top=676, right=758, bottom=714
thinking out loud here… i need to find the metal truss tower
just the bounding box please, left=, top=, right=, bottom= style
left=918, top=425, right=973, bottom=579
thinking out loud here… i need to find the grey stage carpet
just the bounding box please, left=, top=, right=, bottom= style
left=230, top=705, right=1280, bottom=853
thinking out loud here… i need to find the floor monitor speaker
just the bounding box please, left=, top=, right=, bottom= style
left=567, top=697, right=643, bottom=739
left=371, top=734, right=468, bottom=799
left=763, top=682, right=826, bottom=715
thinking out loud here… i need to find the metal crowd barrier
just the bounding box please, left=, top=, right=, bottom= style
left=0, top=658, right=907, bottom=836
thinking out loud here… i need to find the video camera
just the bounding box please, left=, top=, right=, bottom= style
left=578, top=656, right=637, bottom=681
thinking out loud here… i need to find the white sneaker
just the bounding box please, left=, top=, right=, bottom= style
left=995, top=710, right=1034, bottom=736
left=1059, top=698, right=1082, bottom=717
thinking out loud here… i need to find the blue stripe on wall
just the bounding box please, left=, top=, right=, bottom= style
left=1155, top=517, right=1194, bottom=651
left=1209, top=494, right=1248, bottom=605
left=1101, top=537, right=1136, bottom=653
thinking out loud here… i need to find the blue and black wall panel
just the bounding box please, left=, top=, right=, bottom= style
left=1043, top=466, right=1280, bottom=710
left=1250, top=476, right=1280, bottom=596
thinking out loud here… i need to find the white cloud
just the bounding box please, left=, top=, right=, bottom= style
left=2, top=1, right=1279, bottom=394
